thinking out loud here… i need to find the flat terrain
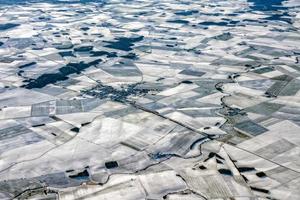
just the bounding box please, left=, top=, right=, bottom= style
left=0, top=0, right=300, bottom=199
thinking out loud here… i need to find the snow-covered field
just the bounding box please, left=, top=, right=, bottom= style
left=0, top=0, right=300, bottom=199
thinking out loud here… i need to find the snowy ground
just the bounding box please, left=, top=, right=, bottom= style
left=0, top=0, right=300, bottom=199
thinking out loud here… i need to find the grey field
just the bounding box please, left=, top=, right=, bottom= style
left=0, top=0, right=300, bottom=199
